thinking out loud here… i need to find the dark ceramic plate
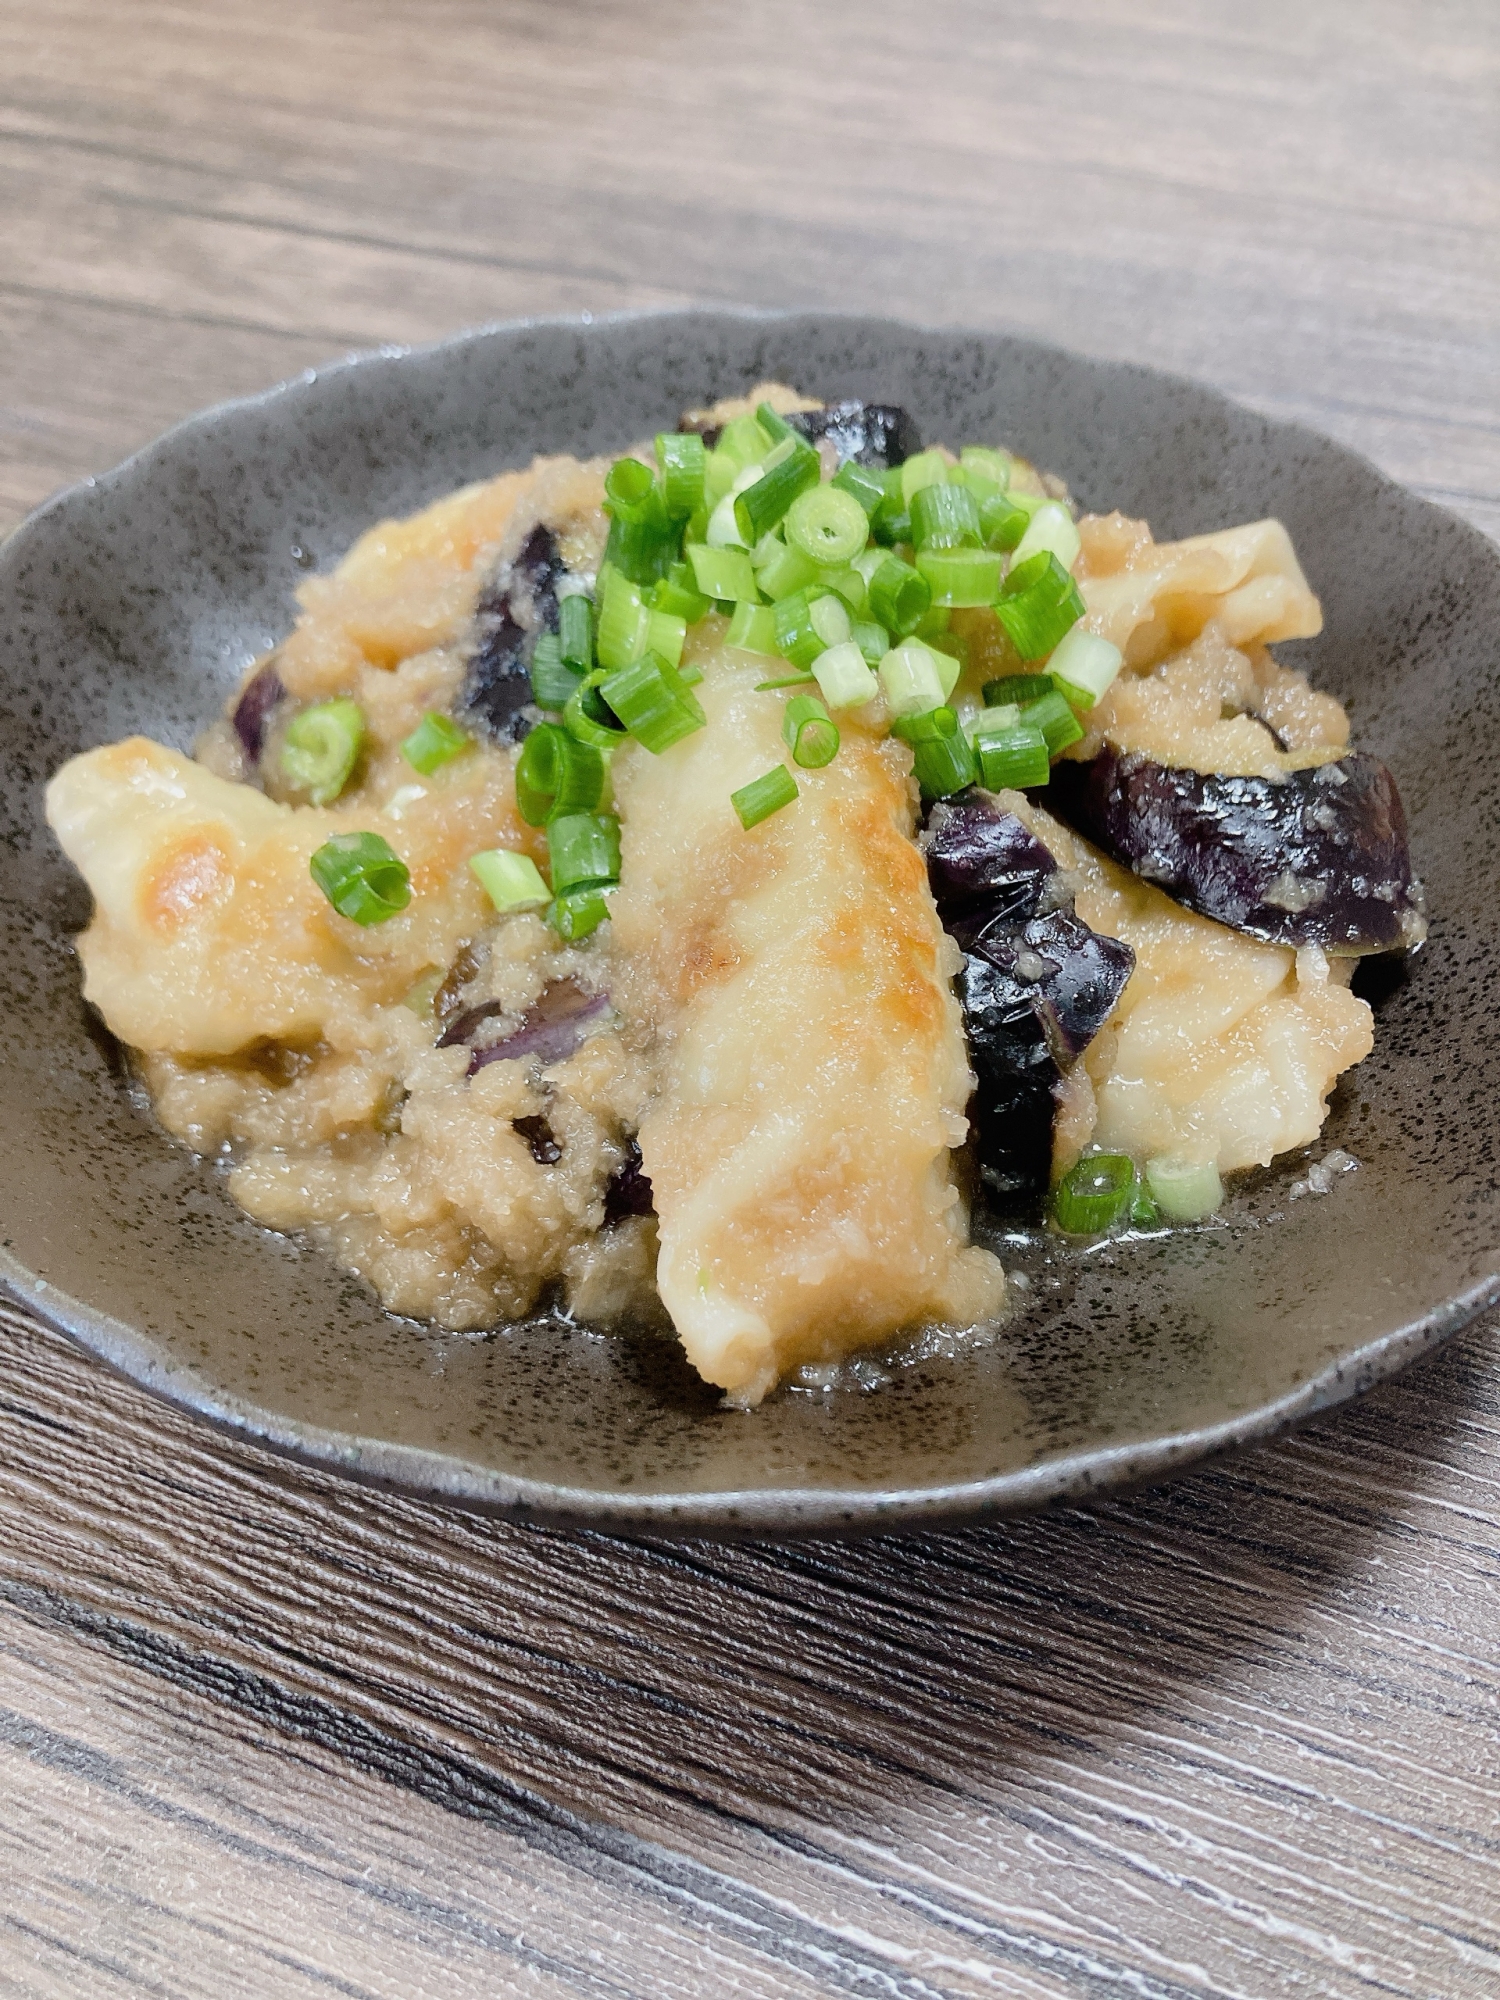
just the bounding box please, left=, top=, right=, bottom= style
left=3, top=311, right=1497, bottom=1533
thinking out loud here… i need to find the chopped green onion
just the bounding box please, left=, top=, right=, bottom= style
left=975, top=722, right=1050, bottom=791
left=655, top=431, right=707, bottom=518
left=602, top=464, right=678, bottom=586
left=726, top=600, right=778, bottom=654
left=754, top=401, right=798, bottom=444
left=979, top=491, right=1033, bottom=551
left=605, top=456, right=656, bottom=513
left=871, top=468, right=912, bottom=547
left=281, top=698, right=365, bottom=805
left=930, top=644, right=962, bottom=701
left=734, top=441, right=821, bottom=546
left=599, top=650, right=706, bottom=753
left=910, top=481, right=981, bottom=551
left=1053, top=1153, right=1136, bottom=1234
left=548, top=886, right=613, bottom=942
left=867, top=556, right=931, bottom=638
left=515, top=722, right=606, bottom=825
left=558, top=593, right=594, bottom=673
left=1145, top=1154, right=1224, bottom=1222
left=719, top=411, right=775, bottom=468
left=528, top=631, right=585, bottom=710
left=546, top=811, right=621, bottom=893
left=914, top=602, right=951, bottom=638
left=732, top=764, right=799, bottom=829
left=851, top=546, right=888, bottom=587
left=1012, top=499, right=1082, bottom=573
left=401, top=709, right=471, bottom=776
left=830, top=460, right=886, bottom=517
left=994, top=551, right=1086, bottom=660
left=470, top=847, right=550, bottom=913
left=772, top=589, right=839, bottom=669
left=1020, top=687, right=1085, bottom=758
left=1048, top=628, right=1123, bottom=709
left=812, top=640, right=879, bottom=709
left=686, top=542, right=758, bottom=605
left=596, top=568, right=651, bottom=670
left=755, top=538, right=820, bottom=601
left=754, top=672, right=817, bottom=691
left=959, top=446, right=1013, bottom=489
left=706, top=482, right=751, bottom=549
left=878, top=641, right=948, bottom=718
left=900, top=449, right=950, bottom=505
left=563, top=670, right=628, bottom=750
left=974, top=700, right=1020, bottom=731
left=984, top=673, right=1057, bottom=707
left=783, top=484, right=870, bottom=567
left=1130, top=1185, right=1161, bottom=1227
left=782, top=692, right=840, bottom=769
left=820, top=566, right=867, bottom=613
left=891, top=705, right=978, bottom=798
left=645, top=607, right=687, bottom=669
left=310, top=831, right=410, bottom=925
left=402, top=967, right=444, bottom=1015
left=649, top=563, right=710, bottom=624
left=915, top=547, right=1004, bottom=607
left=850, top=618, right=889, bottom=665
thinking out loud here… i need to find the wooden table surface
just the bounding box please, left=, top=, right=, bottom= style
left=3, top=3, right=1498, bottom=1993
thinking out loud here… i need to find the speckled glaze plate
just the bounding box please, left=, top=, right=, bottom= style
left=2, top=311, right=1497, bottom=1534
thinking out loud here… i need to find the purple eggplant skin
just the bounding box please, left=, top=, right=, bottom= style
left=439, top=977, right=609, bottom=1077
left=1049, top=746, right=1427, bottom=954
left=461, top=522, right=566, bottom=742
left=231, top=662, right=286, bottom=762
left=924, top=794, right=1136, bottom=1207
left=603, top=1135, right=655, bottom=1226
left=680, top=399, right=921, bottom=470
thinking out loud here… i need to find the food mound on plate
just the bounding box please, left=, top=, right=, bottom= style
left=46, top=383, right=1424, bottom=1405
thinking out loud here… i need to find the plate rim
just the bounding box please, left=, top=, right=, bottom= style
left=6, top=304, right=1498, bottom=1534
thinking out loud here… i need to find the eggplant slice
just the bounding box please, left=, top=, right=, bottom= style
left=924, top=794, right=1135, bottom=1206
left=681, top=397, right=920, bottom=470
left=460, top=521, right=568, bottom=741
left=1050, top=746, right=1427, bottom=954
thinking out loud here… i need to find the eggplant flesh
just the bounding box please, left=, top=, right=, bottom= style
left=924, top=794, right=1135, bottom=1206
left=1049, top=746, right=1426, bottom=954
left=682, top=398, right=920, bottom=470
left=461, top=522, right=567, bottom=742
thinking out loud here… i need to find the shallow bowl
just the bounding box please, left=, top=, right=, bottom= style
left=3, top=310, right=1497, bottom=1532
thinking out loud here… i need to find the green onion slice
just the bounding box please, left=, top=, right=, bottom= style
left=910, top=481, right=981, bottom=551
left=649, top=563, right=710, bottom=625
left=686, top=542, right=758, bottom=605
left=978, top=492, right=1033, bottom=552
left=401, top=709, right=471, bottom=776
left=558, top=592, right=594, bottom=674
left=850, top=618, right=889, bottom=665
left=915, top=547, right=1003, bottom=607
left=596, top=568, right=651, bottom=671
left=994, top=551, right=1086, bottom=660
left=599, top=650, right=706, bottom=754
left=1020, top=687, right=1085, bottom=758
left=812, top=640, right=879, bottom=709
left=783, top=484, right=870, bottom=567
left=782, top=692, right=840, bottom=769
left=563, top=671, right=629, bottom=750
left=654, top=431, right=707, bottom=518
left=1048, top=628, right=1122, bottom=709
left=733, top=440, right=821, bottom=546
left=470, top=848, right=550, bottom=913
left=1052, top=1153, right=1136, bottom=1234
left=309, top=831, right=410, bottom=925
left=529, top=631, right=586, bottom=710
left=983, top=673, right=1057, bottom=707
left=1011, top=499, right=1082, bottom=573
left=754, top=538, right=820, bottom=602
left=959, top=445, right=1013, bottom=489
left=867, top=556, right=931, bottom=638
left=726, top=600, right=778, bottom=655
left=281, top=698, right=365, bottom=805
left=604, top=456, right=657, bottom=517
left=830, top=459, right=886, bottom=518
left=515, top=722, right=607, bottom=825
left=975, top=722, right=1050, bottom=792
left=899, top=449, right=950, bottom=506
left=1145, top=1154, right=1224, bottom=1222
left=754, top=673, right=817, bottom=691
left=547, top=885, right=614, bottom=942
left=645, top=607, right=687, bottom=669
left=890, top=705, right=978, bottom=799
left=546, top=810, right=622, bottom=894
left=732, top=764, right=799, bottom=829
left=877, top=641, right=948, bottom=718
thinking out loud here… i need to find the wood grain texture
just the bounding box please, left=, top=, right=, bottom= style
left=2, top=1, right=1498, bottom=1993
